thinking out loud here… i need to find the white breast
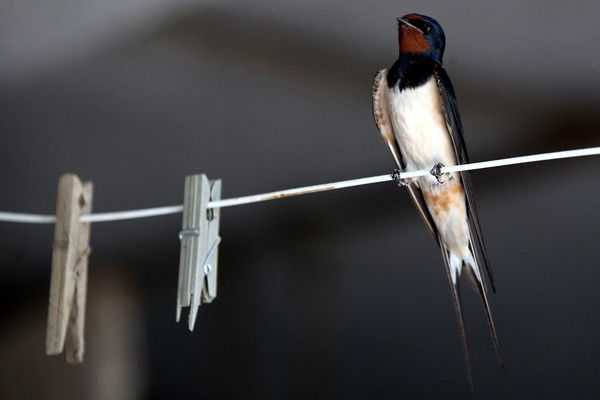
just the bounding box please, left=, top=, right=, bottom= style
left=387, top=77, right=457, bottom=174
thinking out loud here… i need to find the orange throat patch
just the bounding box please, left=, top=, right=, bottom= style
left=399, top=26, right=430, bottom=53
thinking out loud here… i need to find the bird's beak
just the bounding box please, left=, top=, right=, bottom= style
left=398, top=17, right=421, bottom=32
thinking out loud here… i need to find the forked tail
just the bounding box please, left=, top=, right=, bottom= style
left=439, top=238, right=511, bottom=392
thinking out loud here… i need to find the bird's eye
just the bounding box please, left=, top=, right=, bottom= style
left=423, top=23, right=433, bottom=33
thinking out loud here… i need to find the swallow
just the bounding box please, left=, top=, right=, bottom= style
left=372, top=13, right=508, bottom=390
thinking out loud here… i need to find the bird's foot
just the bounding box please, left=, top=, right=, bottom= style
left=430, top=163, right=450, bottom=184
left=392, top=168, right=409, bottom=187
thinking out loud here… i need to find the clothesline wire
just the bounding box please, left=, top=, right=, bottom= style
left=0, top=146, right=598, bottom=224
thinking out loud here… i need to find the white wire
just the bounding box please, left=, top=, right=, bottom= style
left=207, top=147, right=600, bottom=208
left=0, top=213, right=57, bottom=224
left=80, top=205, right=183, bottom=223
left=0, top=146, right=598, bottom=224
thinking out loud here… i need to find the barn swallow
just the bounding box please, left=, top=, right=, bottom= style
left=372, top=14, right=508, bottom=390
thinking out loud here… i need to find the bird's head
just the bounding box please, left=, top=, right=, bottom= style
left=397, top=13, right=445, bottom=62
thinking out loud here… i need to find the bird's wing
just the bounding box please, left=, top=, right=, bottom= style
left=372, top=69, right=404, bottom=167
left=432, top=64, right=495, bottom=291
left=433, top=63, right=510, bottom=386
left=372, top=69, right=438, bottom=238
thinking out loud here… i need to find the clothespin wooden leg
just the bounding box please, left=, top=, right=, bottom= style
left=46, top=174, right=93, bottom=364
left=202, top=180, right=221, bottom=303
left=176, top=176, right=195, bottom=322
left=176, top=174, right=209, bottom=327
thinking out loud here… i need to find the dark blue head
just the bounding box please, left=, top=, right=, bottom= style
left=397, top=14, right=446, bottom=62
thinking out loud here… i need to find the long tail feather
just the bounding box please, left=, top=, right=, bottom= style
left=468, top=260, right=511, bottom=391
left=440, top=241, right=474, bottom=391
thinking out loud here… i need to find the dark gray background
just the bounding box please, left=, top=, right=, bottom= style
left=1, top=1, right=599, bottom=399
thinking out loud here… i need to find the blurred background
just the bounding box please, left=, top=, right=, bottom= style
left=1, top=1, right=599, bottom=399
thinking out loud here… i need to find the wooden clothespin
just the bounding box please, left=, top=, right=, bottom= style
left=46, top=174, right=93, bottom=363
left=176, top=174, right=222, bottom=331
